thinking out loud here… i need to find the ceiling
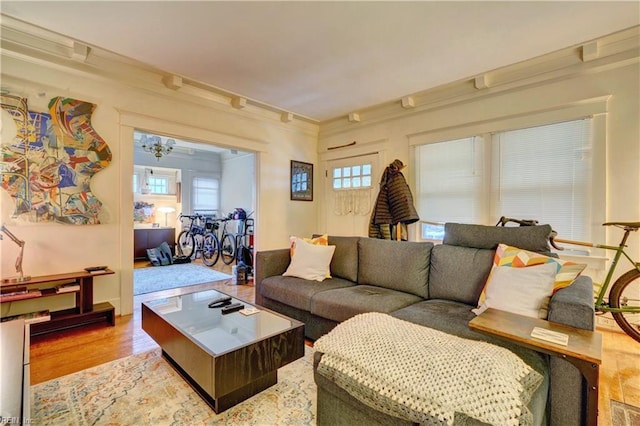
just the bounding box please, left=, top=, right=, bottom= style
left=1, top=1, right=639, bottom=122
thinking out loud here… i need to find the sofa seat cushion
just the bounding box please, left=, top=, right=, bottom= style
left=310, top=285, right=423, bottom=323
left=260, top=276, right=355, bottom=311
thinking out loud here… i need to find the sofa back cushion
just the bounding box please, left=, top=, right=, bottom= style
left=358, top=238, right=433, bottom=298
left=443, top=223, right=552, bottom=253
left=327, top=236, right=360, bottom=282
left=428, top=244, right=495, bottom=305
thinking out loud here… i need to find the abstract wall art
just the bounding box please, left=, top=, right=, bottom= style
left=1, top=95, right=112, bottom=224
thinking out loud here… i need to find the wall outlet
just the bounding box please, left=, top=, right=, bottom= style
left=596, top=315, right=618, bottom=330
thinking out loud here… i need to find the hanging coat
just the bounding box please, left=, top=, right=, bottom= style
left=369, top=160, right=419, bottom=239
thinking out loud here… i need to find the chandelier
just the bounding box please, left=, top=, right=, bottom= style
left=140, top=135, right=175, bottom=161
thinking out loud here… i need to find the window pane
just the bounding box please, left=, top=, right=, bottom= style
left=343, top=167, right=351, bottom=177
left=193, top=177, right=219, bottom=212
left=416, top=137, right=485, bottom=224
left=363, top=164, right=371, bottom=175
left=333, top=178, right=342, bottom=189
left=415, top=118, right=593, bottom=241
left=352, top=165, right=361, bottom=176
left=343, top=178, right=351, bottom=188
left=362, top=176, right=372, bottom=187
left=491, top=119, right=592, bottom=240
left=352, top=177, right=361, bottom=187
left=148, top=177, right=168, bottom=194
left=333, top=168, right=342, bottom=178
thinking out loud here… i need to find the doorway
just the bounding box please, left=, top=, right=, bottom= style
left=132, top=131, right=255, bottom=293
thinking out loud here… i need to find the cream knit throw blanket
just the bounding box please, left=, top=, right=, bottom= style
left=314, top=313, right=543, bottom=425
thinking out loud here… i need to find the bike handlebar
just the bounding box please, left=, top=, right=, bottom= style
left=495, top=216, right=539, bottom=227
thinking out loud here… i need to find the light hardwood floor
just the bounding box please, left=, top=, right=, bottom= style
left=30, top=260, right=639, bottom=425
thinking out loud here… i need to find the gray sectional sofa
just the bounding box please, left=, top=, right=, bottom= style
left=254, top=223, right=595, bottom=425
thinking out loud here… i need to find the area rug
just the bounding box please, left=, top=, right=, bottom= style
left=32, top=346, right=316, bottom=425
left=134, top=263, right=232, bottom=295
left=611, top=400, right=640, bottom=425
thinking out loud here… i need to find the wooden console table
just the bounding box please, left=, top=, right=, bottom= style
left=469, top=308, right=602, bottom=426
left=1, top=269, right=116, bottom=336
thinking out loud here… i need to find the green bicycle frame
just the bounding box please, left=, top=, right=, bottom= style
left=593, top=230, right=640, bottom=313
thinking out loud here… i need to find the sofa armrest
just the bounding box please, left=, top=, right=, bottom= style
left=254, top=248, right=291, bottom=306
left=547, top=275, right=595, bottom=426
left=548, top=275, right=595, bottom=331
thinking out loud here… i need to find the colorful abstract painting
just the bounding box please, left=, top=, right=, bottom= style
left=1, top=95, right=112, bottom=224
left=133, top=201, right=155, bottom=224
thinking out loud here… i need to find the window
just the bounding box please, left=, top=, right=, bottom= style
left=416, top=118, right=593, bottom=241
left=132, top=174, right=138, bottom=193
left=192, top=176, right=219, bottom=212
left=148, top=176, right=169, bottom=194
left=332, top=163, right=372, bottom=190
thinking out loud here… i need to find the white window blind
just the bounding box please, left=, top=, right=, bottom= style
left=417, top=136, right=485, bottom=224
left=192, top=176, right=219, bottom=212
left=491, top=119, right=592, bottom=240
left=416, top=118, right=593, bottom=240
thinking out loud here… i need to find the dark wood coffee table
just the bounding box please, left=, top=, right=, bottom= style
left=142, top=289, right=304, bottom=413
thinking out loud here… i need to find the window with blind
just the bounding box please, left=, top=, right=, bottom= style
left=416, top=118, right=593, bottom=241
left=192, top=176, right=219, bottom=212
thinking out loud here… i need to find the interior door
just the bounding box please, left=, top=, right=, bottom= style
left=325, top=153, right=379, bottom=236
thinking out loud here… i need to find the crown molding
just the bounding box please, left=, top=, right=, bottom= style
left=0, top=14, right=319, bottom=136
left=319, top=25, right=639, bottom=138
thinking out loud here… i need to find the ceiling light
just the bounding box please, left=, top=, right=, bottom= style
left=140, top=135, right=175, bottom=161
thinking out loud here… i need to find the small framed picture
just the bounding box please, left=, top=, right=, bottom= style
left=152, top=222, right=160, bottom=228
left=290, top=160, right=313, bottom=201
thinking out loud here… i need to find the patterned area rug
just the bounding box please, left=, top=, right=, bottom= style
left=32, top=346, right=316, bottom=425
left=134, top=263, right=232, bottom=295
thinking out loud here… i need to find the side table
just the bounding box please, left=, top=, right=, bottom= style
left=469, top=308, right=602, bottom=426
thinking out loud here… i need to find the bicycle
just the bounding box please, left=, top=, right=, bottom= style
left=217, top=215, right=237, bottom=265
left=176, top=213, right=220, bottom=266
left=498, top=216, right=640, bottom=342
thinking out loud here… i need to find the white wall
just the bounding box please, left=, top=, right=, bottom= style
left=220, top=153, right=254, bottom=217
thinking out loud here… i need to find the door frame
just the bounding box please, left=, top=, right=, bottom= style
left=318, top=139, right=388, bottom=235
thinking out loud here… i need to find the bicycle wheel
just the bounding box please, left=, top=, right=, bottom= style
left=609, top=268, right=640, bottom=343
left=201, top=233, right=220, bottom=266
left=176, top=231, right=196, bottom=258
left=221, top=233, right=236, bottom=265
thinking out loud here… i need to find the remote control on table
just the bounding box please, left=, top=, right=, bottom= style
left=221, top=302, right=244, bottom=314
left=208, top=296, right=233, bottom=308
left=84, top=266, right=108, bottom=272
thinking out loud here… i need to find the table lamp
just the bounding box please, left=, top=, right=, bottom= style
left=158, top=207, right=176, bottom=227
left=1, top=224, right=31, bottom=283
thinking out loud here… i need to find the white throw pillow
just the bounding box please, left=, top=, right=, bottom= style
left=472, top=262, right=558, bottom=319
left=283, top=238, right=336, bottom=282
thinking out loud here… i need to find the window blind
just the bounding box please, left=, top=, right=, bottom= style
left=491, top=119, right=592, bottom=240
left=416, top=118, right=593, bottom=240
left=192, top=176, right=219, bottom=212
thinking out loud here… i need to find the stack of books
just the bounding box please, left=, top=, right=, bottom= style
left=0, top=287, right=42, bottom=302
left=1, top=309, right=51, bottom=324
left=56, top=283, right=80, bottom=293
